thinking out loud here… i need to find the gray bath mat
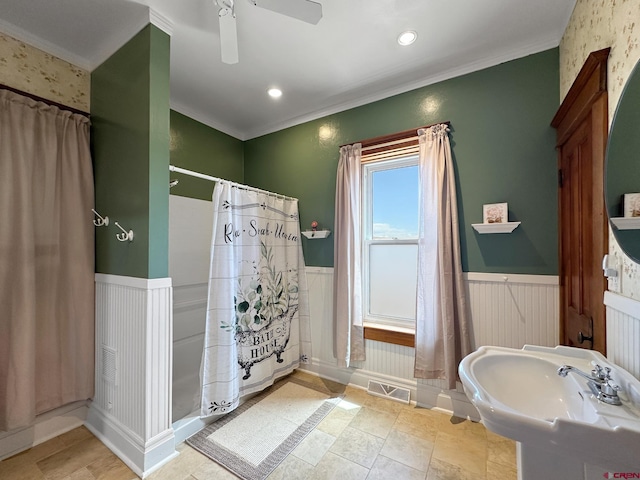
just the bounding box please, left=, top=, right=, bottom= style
left=186, top=375, right=343, bottom=480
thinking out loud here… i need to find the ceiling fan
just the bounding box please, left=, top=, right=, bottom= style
left=215, top=0, right=323, bottom=64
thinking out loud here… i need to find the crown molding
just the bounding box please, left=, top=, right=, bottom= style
left=149, top=8, right=174, bottom=37
left=88, top=7, right=174, bottom=71
left=0, top=18, right=92, bottom=70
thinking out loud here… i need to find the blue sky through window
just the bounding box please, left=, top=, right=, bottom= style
left=372, top=164, right=418, bottom=238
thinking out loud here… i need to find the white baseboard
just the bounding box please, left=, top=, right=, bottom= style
left=86, top=404, right=177, bottom=478
left=300, top=357, right=480, bottom=422
left=0, top=401, right=89, bottom=461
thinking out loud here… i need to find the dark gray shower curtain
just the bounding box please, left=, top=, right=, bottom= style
left=0, top=89, right=95, bottom=431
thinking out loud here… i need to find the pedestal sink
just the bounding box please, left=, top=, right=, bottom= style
left=459, top=345, right=640, bottom=478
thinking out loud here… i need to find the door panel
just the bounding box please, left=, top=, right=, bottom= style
left=552, top=49, right=609, bottom=355
left=561, top=119, right=594, bottom=349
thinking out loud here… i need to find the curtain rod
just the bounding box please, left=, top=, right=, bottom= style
left=169, top=165, right=298, bottom=201
left=340, top=120, right=450, bottom=149
left=0, top=83, right=90, bottom=117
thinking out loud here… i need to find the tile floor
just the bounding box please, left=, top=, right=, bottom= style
left=1, top=371, right=517, bottom=480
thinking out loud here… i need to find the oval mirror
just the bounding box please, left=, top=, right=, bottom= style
left=605, top=59, right=640, bottom=263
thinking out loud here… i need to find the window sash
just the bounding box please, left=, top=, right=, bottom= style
left=362, top=155, right=419, bottom=329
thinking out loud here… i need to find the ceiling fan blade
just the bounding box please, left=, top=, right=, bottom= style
left=250, top=0, right=322, bottom=25
left=218, top=7, right=239, bottom=64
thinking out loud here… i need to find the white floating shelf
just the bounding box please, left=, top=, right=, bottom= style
left=610, top=217, right=640, bottom=230
left=301, top=229, right=331, bottom=239
left=471, top=222, right=521, bottom=234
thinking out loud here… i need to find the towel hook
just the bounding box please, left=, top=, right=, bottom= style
left=114, top=222, right=134, bottom=242
left=91, top=209, right=109, bottom=227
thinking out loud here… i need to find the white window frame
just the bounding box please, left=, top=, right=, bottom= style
left=362, top=154, right=419, bottom=331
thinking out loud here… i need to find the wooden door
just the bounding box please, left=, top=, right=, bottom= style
left=552, top=49, right=609, bottom=355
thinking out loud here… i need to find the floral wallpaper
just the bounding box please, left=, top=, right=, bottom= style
left=560, top=0, right=640, bottom=298
left=0, top=32, right=89, bottom=111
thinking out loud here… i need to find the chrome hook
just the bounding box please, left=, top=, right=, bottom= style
left=114, top=221, right=134, bottom=242
left=91, top=209, right=109, bottom=227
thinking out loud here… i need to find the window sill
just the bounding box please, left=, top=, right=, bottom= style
left=363, top=323, right=415, bottom=348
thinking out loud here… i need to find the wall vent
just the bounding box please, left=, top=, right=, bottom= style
left=367, top=380, right=410, bottom=404
left=101, top=345, right=117, bottom=385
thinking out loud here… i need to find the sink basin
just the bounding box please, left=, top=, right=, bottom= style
left=459, top=345, right=640, bottom=471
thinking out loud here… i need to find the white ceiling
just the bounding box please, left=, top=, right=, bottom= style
left=0, top=0, right=576, bottom=140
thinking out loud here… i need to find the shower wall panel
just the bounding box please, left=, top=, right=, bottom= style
left=169, top=195, right=213, bottom=421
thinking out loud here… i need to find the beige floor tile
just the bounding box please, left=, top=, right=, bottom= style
left=291, top=429, right=336, bottom=466
left=85, top=452, right=139, bottom=480
left=59, top=427, right=95, bottom=447
left=306, top=452, right=369, bottom=480
left=436, top=415, right=487, bottom=440
left=291, top=371, right=346, bottom=395
left=367, top=455, right=427, bottom=480
left=63, top=466, right=95, bottom=479
left=349, top=406, right=397, bottom=438
left=393, top=408, right=440, bottom=441
left=341, top=387, right=369, bottom=408
left=486, top=460, right=518, bottom=479
left=5, top=436, right=67, bottom=466
left=190, top=459, right=240, bottom=479
left=426, top=458, right=486, bottom=480
left=316, top=404, right=356, bottom=437
left=0, top=460, right=46, bottom=480
left=328, top=426, right=384, bottom=468
left=361, top=394, right=407, bottom=415
left=379, top=429, right=434, bottom=472
left=486, top=431, right=517, bottom=469
left=267, top=455, right=315, bottom=479
left=147, top=446, right=209, bottom=480
left=431, top=431, right=487, bottom=476
left=36, top=436, right=113, bottom=480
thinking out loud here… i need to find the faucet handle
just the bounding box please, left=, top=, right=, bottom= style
left=592, top=364, right=607, bottom=380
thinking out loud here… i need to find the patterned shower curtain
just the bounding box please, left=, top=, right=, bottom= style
left=200, top=182, right=311, bottom=417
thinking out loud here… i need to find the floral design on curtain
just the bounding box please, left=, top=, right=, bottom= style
left=200, top=183, right=311, bottom=417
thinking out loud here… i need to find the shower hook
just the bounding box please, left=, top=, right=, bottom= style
left=114, top=221, right=134, bottom=242
left=91, top=209, right=109, bottom=227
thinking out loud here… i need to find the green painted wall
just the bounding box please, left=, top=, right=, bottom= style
left=244, top=49, right=560, bottom=274
left=169, top=110, right=244, bottom=200
left=92, top=25, right=170, bottom=279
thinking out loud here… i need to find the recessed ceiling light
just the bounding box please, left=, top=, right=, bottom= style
left=268, top=88, right=282, bottom=98
left=397, top=30, right=417, bottom=46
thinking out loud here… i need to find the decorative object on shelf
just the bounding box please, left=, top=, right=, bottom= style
left=301, top=220, right=331, bottom=238
left=473, top=203, right=519, bottom=233
left=471, top=222, right=520, bottom=234
left=483, top=202, right=508, bottom=224
left=623, top=193, right=640, bottom=217
left=114, top=221, right=134, bottom=242
left=91, top=209, right=109, bottom=227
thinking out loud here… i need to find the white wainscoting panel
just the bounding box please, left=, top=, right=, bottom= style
left=605, top=291, right=640, bottom=379
left=465, top=272, right=559, bottom=350
left=87, top=274, right=177, bottom=478
left=301, top=268, right=560, bottom=419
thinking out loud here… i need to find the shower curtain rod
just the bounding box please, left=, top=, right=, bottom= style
left=0, top=83, right=90, bottom=117
left=169, top=165, right=298, bottom=201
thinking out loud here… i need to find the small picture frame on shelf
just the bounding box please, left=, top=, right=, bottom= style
left=623, top=193, right=640, bottom=217
left=483, top=203, right=508, bottom=224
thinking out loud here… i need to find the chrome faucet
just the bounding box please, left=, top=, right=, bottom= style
left=557, top=364, right=622, bottom=406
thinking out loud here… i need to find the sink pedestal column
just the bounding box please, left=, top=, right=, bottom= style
left=517, top=443, right=609, bottom=480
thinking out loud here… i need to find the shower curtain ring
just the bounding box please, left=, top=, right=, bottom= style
left=91, top=209, right=109, bottom=227
left=114, top=221, right=134, bottom=242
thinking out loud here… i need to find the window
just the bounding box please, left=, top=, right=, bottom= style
left=362, top=154, right=419, bottom=332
